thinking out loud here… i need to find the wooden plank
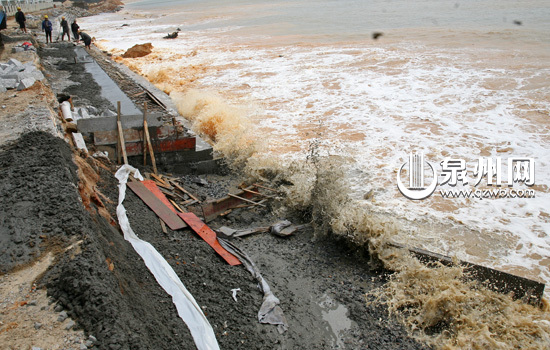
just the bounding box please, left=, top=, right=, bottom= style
left=141, top=180, right=177, bottom=214
left=170, top=180, right=200, bottom=202
left=169, top=199, right=185, bottom=213
left=150, top=173, right=170, bottom=187
left=117, top=121, right=128, bottom=164
left=144, top=120, right=158, bottom=174
left=145, top=88, right=167, bottom=110
left=201, top=186, right=258, bottom=222
left=127, top=181, right=187, bottom=230
left=178, top=212, right=241, bottom=266
left=253, top=183, right=278, bottom=192
left=227, top=193, right=265, bottom=207
left=143, top=102, right=148, bottom=166
left=242, top=188, right=274, bottom=198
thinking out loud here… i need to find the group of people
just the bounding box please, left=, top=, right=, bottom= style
left=15, top=7, right=92, bottom=49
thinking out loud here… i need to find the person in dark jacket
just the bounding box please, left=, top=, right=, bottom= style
left=79, top=31, right=92, bottom=49
left=15, top=7, right=26, bottom=33
left=42, top=15, right=52, bottom=43
left=60, top=16, right=70, bottom=41
left=71, top=19, right=79, bottom=42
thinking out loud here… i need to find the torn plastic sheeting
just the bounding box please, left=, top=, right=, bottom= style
left=218, top=237, right=289, bottom=334
left=115, top=165, right=220, bottom=350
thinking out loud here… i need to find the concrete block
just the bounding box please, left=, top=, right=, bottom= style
left=12, top=47, right=25, bottom=54
left=0, top=79, right=18, bottom=89
left=31, top=70, right=44, bottom=81
left=17, top=77, right=36, bottom=91
left=23, top=62, right=35, bottom=70
left=101, top=109, right=117, bottom=117
left=0, top=86, right=7, bottom=93
left=75, top=107, right=90, bottom=119
left=72, top=133, right=88, bottom=153
left=87, top=106, right=98, bottom=116
left=7, top=58, right=23, bottom=68
left=77, top=113, right=164, bottom=133
left=0, top=63, right=9, bottom=71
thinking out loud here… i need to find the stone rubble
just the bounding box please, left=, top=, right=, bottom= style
left=0, top=56, right=45, bottom=91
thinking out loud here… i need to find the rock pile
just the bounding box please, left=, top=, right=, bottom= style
left=0, top=57, right=44, bottom=92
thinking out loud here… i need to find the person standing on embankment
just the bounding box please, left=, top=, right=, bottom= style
left=61, top=16, right=70, bottom=41
left=71, top=19, right=79, bottom=42
left=42, top=15, right=52, bottom=43
left=15, top=7, right=26, bottom=33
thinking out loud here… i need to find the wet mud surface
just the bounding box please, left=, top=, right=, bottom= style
left=0, top=36, right=429, bottom=349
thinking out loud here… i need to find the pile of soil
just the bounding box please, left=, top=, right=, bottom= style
left=0, top=132, right=82, bottom=273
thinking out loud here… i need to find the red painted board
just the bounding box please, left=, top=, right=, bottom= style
left=178, top=212, right=241, bottom=266
left=127, top=181, right=187, bottom=231
left=142, top=180, right=177, bottom=214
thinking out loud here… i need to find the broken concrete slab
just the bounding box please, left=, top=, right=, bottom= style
left=17, top=77, right=36, bottom=91
left=76, top=113, right=164, bottom=133
left=7, top=58, right=23, bottom=68
left=72, top=133, right=88, bottom=153
left=0, top=79, right=17, bottom=89
left=101, top=109, right=117, bottom=117
left=31, top=70, right=45, bottom=81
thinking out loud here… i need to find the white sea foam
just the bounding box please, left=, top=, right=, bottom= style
left=80, top=3, right=550, bottom=290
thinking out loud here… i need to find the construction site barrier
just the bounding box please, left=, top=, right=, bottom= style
left=0, top=0, right=54, bottom=16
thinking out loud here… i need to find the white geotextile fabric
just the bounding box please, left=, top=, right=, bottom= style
left=115, top=165, right=220, bottom=350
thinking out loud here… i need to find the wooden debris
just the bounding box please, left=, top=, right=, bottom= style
left=242, top=188, right=274, bottom=198
left=128, top=180, right=187, bottom=230
left=143, top=102, right=148, bottom=166
left=116, top=102, right=128, bottom=164
left=151, top=173, right=170, bottom=187
left=160, top=219, right=167, bottom=234
left=169, top=199, right=185, bottom=213
left=228, top=193, right=266, bottom=207
left=170, top=180, right=200, bottom=202
left=143, top=119, right=158, bottom=174
left=253, top=183, right=278, bottom=192
left=201, top=186, right=259, bottom=222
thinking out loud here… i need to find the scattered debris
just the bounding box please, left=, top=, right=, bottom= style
left=164, top=31, right=178, bottom=39
left=219, top=238, right=288, bottom=333
left=231, top=288, right=241, bottom=302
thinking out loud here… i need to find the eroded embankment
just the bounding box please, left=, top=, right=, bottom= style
left=166, top=87, right=550, bottom=350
